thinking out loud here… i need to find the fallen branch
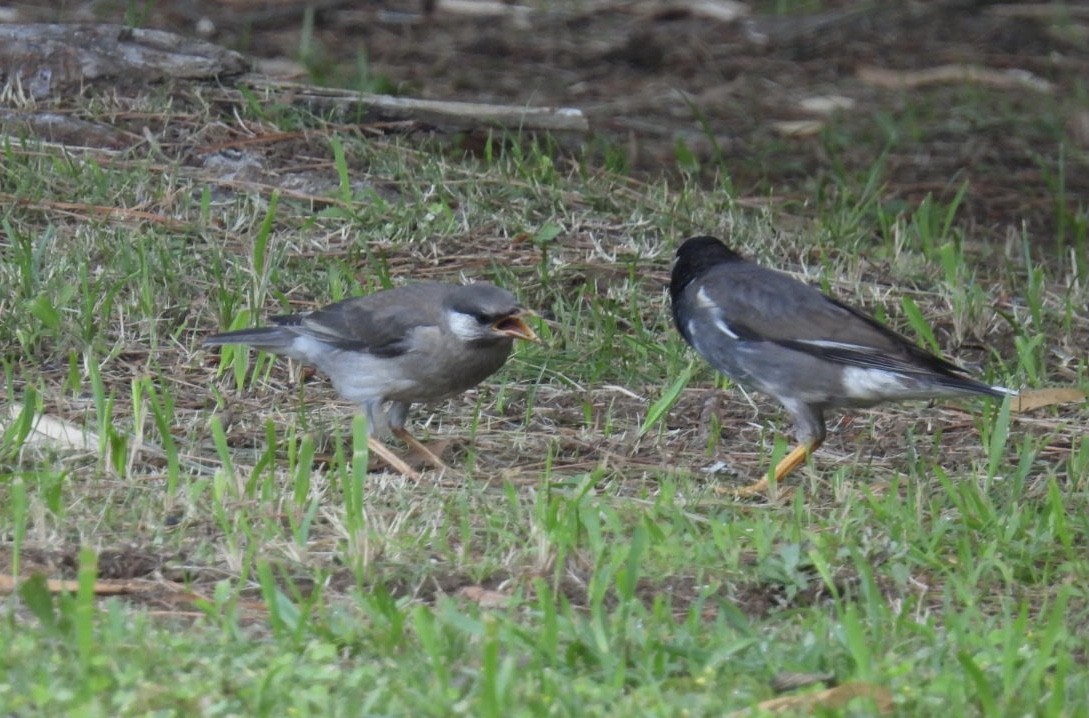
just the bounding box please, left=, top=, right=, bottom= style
left=0, top=573, right=268, bottom=616
left=1, top=24, right=587, bottom=137
left=857, top=64, right=1053, bottom=93
left=0, top=573, right=160, bottom=597
left=0, top=23, right=247, bottom=93
left=240, top=76, right=589, bottom=134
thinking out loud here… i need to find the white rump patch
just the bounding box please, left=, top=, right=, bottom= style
left=842, top=366, right=907, bottom=399
left=289, top=335, right=335, bottom=364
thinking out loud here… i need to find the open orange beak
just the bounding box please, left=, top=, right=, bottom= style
left=491, top=310, right=540, bottom=343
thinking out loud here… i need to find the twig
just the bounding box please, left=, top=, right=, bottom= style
left=239, top=76, right=589, bottom=134
left=857, top=64, right=1053, bottom=93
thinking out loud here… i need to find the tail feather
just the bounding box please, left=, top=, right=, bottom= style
left=936, top=372, right=1017, bottom=399
left=203, top=326, right=296, bottom=352
left=987, top=384, right=1018, bottom=397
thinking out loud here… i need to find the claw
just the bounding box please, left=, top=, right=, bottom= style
left=730, top=439, right=821, bottom=496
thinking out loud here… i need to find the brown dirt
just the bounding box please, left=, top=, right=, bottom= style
left=15, top=1, right=1089, bottom=245
left=175, top=2, right=1089, bottom=243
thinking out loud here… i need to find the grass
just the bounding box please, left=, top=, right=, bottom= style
left=1, top=66, right=1088, bottom=718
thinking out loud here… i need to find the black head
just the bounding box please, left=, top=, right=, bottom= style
left=669, top=235, right=746, bottom=301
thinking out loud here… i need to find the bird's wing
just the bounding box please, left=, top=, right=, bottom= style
left=690, top=263, right=966, bottom=377
left=273, top=286, right=447, bottom=358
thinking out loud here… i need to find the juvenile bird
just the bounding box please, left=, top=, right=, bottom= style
left=670, top=235, right=1014, bottom=494
left=205, top=281, right=538, bottom=477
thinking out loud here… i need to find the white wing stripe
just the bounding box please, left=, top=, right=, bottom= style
left=695, top=286, right=717, bottom=308
left=712, top=317, right=739, bottom=340
left=794, top=338, right=871, bottom=351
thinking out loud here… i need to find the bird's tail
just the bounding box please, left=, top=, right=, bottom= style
left=203, top=327, right=296, bottom=353
left=937, top=373, right=1018, bottom=399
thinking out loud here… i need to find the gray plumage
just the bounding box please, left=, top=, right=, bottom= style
left=670, top=235, right=1013, bottom=452
left=205, top=281, right=537, bottom=439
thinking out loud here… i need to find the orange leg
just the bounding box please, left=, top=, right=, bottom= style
left=392, top=427, right=451, bottom=473
left=733, top=438, right=822, bottom=497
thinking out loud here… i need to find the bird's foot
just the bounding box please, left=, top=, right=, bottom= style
left=717, top=440, right=817, bottom=498
left=715, top=476, right=795, bottom=501
left=723, top=476, right=770, bottom=497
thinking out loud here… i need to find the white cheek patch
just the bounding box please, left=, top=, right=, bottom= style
left=447, top=310, right=485, bottom=342
left=842, top=366, right=907, bottom=399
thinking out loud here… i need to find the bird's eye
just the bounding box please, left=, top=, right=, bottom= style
left=473, top=312, right=493, bottom=324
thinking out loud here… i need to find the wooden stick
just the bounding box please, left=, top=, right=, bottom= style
left=241, top=77, right=589, bottom=134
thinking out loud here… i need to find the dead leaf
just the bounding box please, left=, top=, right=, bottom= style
left=436, top=1, right=533, bottom=28
left=2, top=404, right=98, bottom=452
left=798, top=95, right=856, bottom=115
left=771, top=120, right=825, bottom=137
left=729, top=681, right=894, bottom=715
left=674, top=0, right=748, bottom=23
left=457, top=585, right=509, bottom=608
left=769, top=671, right=836, bottom=692
left=405, top=439, right=454, bottom=468
left=1013, top=387, right=1087, bottom=413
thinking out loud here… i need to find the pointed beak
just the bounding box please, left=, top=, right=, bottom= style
left=491, top=309, right=540, bottom=343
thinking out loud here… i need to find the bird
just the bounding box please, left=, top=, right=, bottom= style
left=669, top=235, right=1015, bottom=495
left=204, top=281, right=539, bottom=477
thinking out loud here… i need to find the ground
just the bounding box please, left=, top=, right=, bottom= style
left=1, top=1, right=1088, bottom=715
left=16, top=1, right=1089, bottom=236
left=159, top=0, right=1089, bottom=239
